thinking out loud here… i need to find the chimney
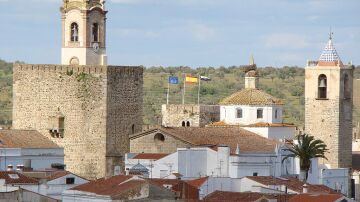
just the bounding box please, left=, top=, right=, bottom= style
left=16, top=164, right=24, bottom=172
left=7, top=164, right=13, bottom=171
left=217, top=145, right=230, bottom=177
left=125, top=168, right=130, bottom=176
left=302, top=183, right=308, bottom=193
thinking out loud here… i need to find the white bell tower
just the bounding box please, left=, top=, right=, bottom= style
left=60, top=0, right=107, bottom=65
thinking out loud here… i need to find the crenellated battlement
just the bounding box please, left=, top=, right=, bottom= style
left=13, top=64, right=143, bottom=79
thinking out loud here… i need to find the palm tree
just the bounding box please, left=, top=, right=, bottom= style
left=282, top=134, right=328, bottom=181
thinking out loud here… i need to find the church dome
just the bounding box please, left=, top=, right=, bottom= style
left=219, top=88, right=283, bottom=106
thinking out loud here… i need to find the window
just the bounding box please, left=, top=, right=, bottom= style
left=70, top=23, right=79, bottom=42
left=257, top=109, right=263, bottom=119
left=154, top=133, right=165, bottom=143
left=253, top=172, right=258, bottom=176
left=131, top=124, right=135, bottom=135
left=236, top=108, right=243, bottom=118
left=59, top=117, right=65, bottom=138
left=66, top=177, right=75, bottom=184
left=182, top=121, right=186, bottom=127
left=344, top=74, right=351, bottom=99
left=318, top=74, right=327, bottom=99
left=186, top=121, right=190, bottom=127
left=275, top=109, right=278, bottom=119
left=92, top=23, right=99, bottom=42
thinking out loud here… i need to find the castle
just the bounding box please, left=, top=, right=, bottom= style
left=12, top=0, right=143, bottom=179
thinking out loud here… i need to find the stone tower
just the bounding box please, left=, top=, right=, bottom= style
left=305, top=35, right=354, bottom=168
left=12, top=0, right=143, bottom=180
left=61, top=0, right=107, bottom=65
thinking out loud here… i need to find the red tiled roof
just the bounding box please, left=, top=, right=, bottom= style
left=203, top=191, right=295, bottom=202
left=148, top=178, right=200, bottom=200
left=47, top=171, right=70, bottom=181
left=0, top=130, right=60, bottom=148
left=133, top=153, right=169, bottom=160
left=0, top=171, right=39, bottom=184
left=131, top=127, right=278, bottom=154
left=172, top=173, right=183, bottom=177
left=148, top=179, right=182, bottom=190
left=186, top=176, right=209, bottom=188
left=71, top=175, right=146, bottom=198
left=246, top=176, right=336, bottom=194
left=289, top=193, right=344, bottom=202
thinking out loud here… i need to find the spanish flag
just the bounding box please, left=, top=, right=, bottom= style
left=185, top=76, right=198, bottom=84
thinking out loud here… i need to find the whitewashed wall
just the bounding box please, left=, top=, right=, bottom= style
left=220, top=105, right=283, bottom=125
left=242, top=127, right=295, bottom=140
left=0, top=148, right=64, bottom=170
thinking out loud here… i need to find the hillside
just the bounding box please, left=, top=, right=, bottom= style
left=1, top=59, right=360, bottom=128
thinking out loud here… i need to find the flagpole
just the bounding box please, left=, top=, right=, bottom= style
left=197, top=74, right=201, bottom=105
left=182, top=75, right=186, bottom=105
left=166, top=79, right=170, bottom=105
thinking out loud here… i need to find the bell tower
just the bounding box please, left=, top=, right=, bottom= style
left=305, top=34, right=354, bottom=168
left=60, top=0, right=107, bottom=65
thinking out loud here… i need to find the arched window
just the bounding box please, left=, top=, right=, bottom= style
left=92, top=23, right=99, bottom=42
left=344, top=74, right=351, bottom=99
left=236, top=108, right=243, bottom=118
left=186, top=121, right=190, bottom=127
left=154, top=133, right=165, bottom=143
left=182, top=121, right=186, bottom=127
left=71, top=23, right=79, bottom=42
left=257, top=109, right=263, bottom=119
left=318, top=74, right=327, bottom=99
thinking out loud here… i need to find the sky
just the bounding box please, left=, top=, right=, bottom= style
left=0, top=0, right=359, bottom=67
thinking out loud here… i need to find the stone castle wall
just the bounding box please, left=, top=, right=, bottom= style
left=161, top=104, right=220, bottom=127
left=130, top=131, right=190, bottom=154
left=12, top=64, right=143, bottom=179
left=305, top=66, right=353, bottom=168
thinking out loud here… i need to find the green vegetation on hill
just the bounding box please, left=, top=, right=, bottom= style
left=0, top=59, right=13, bottom=125
left=1, top=59, right=360, bottom=128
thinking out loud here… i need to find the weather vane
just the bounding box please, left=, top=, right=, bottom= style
left=329, top=27, right=333, bottom=40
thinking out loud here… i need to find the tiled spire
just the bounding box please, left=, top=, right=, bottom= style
left=318, top=34, right=341, bottom=62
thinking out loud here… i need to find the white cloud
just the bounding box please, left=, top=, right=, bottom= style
left=265, top=33, right=309, bottom=49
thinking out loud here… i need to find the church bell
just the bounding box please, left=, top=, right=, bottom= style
left=319, top=79, right=327, bottom=88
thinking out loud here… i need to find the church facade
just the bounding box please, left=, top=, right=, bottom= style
left=12, top=0, right=143, bottom=179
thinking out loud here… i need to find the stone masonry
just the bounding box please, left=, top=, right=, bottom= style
left=305, top=64, right=353, bottom=168
left=12, top=64, right=143, bottom=179
left=161, top=104, right=220, bottom=127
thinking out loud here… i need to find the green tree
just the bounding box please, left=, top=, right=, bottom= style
left=282, top=134, right=328, bottom=181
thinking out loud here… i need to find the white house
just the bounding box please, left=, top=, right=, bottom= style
left=307, top=158, right=350, bottom=196
left=0, top=130, right=64, bottom=171
left=126, top=144, right=299, bottom=180
left=21, top=170, right=89, bottom=200
left=213, top=60, right=296, bottom=140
